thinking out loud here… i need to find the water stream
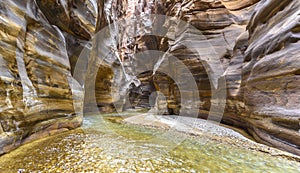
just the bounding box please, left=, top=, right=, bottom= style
left=0, top=111, right=299, bottom=172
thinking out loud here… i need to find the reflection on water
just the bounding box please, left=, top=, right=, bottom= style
left=0, top=113, right=299, bottom=172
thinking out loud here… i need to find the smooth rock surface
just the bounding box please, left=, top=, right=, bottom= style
left=0, top=0, right=84, bottom=154
left=223, top=0, right=300, bottom=155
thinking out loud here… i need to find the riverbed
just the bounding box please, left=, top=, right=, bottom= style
left=0, top=111, right=299, bottom=172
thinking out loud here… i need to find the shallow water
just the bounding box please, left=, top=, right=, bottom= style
left=0, top=113, right=299, bottom=172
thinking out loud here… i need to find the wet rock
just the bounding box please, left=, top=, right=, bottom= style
left=0, top=0, right=82, bottom=154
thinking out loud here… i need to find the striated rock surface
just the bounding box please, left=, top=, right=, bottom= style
left=154, top=0, right=253, bottom=118
left=77, top=0, right=300, bottom=155
left=36, top=0, right=98, bottom=40
left=224, top=0, right=300, bottom=155
left=221, top=0, right=259, bottom=10
left=0, top=0, right=91, bottom=154
left=116, top=0, right=300, bottom=155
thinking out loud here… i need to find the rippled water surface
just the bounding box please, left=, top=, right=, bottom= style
left=0, top=113, right=299, bottom=172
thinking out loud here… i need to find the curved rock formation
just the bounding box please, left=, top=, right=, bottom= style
left=224, top=0, right=300, bottom=155
left=121, top=0, right=300, bottom=155
left=0, top=0, right=299, bottom=156
left=0, top=0, right=88, bottom=154
left=155, top=0, right=253, bottom=117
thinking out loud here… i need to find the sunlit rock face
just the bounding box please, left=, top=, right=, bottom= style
left=36, top=0, right=98, bottom=40
left=224, top=0, right=300, bottom=155
left=35, top=0, right=99, bottom=75
left=0, top=0, right=90, bottom=154
left=152, top=0, right=256, bottom=117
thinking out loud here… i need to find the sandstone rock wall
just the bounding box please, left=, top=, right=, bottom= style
left=0, top=0, right=97, bottom=154
left=84, top=0, right=165, bottom=112
left=153, top=0, right=254, bottom=117
left=224, top=0, right=300, bottom=155
left=125, top=0, right=300, bottom=155
left=84, top=0, right=300, bottom=155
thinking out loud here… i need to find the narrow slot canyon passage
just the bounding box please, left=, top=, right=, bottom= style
left=0, top=0, right=300, bottom=172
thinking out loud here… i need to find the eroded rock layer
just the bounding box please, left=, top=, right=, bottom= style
left=0, top=0, right=88, bottom=154
left=124, top=0, right=300, bottom=155
left=224, top=0, right=300, bottom=155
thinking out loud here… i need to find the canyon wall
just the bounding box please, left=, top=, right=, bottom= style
left=0, top=0, right=299, bottom=156
left=224, top=0, right=300, bottom=155
left=0, top=0, right=99, bottom=154
left=165, top=0, right=300, bottom=155
left=116, top=0, right=300, bottom=155
left=159, top=0, right=300, bottom=155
